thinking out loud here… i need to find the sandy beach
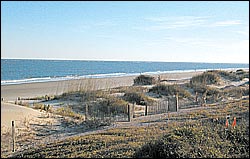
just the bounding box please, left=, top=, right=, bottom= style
left=1, top=71, right=203, bottom=102
left=1, top=102, right=42, bottom=129
left=1, top=71, right=202, bottom=134
left=1, top=69, right=248, bottom=130
left=1, top=69, right=248, bottom=157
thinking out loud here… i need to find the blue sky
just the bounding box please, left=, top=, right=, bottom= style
left=1, top=1, right=249, bottom=63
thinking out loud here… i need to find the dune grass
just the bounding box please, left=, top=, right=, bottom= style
left=10, top=98, right=249, bottom=158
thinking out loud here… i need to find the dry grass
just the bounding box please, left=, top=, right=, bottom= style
left=9, top=98, right=249, bottom=158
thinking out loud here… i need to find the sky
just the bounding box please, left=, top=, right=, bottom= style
left=1, top=1, right=249, bottom=63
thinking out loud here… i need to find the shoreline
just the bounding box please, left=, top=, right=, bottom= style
left=1, top=68, right=249, bottom=157
left=1, top=67, right=248, bottom=86
left=1, top=68, right=248, bottom=102
left=1, top=71, right=204, bottom=102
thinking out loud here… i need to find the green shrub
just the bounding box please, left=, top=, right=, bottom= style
left=217, top=70, right=239, bottom=81
left=149, top=84, right=191, bottom=98
left=238, top=71, right=249, bottom=80
left=134, top=119, right=249, bottom=158
left=191, top=83, right=208, bottom=94
left=236, top=69, right=245, bottom=74
left=97, top=98, right=128, bottom=115
left=55, top=106, right=84, bottom=119
left=134, top=75, right=156, bottom=85
left=190, top=72, right=220, bottom=85
left=223, top=87, right=243, bottom=98
left=33, top=103, right=45, bottom=110
left=242, top=87, right=249, bottom=96
left=123, top=92, right=154, bottom=105
left=208, top=70, right=247, bottom=81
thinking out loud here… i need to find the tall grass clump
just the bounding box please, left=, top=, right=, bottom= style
left=214, top=70, right=239, bottom=81
left=149, top=84, right=191, bottom=98
left=134, top=118, right=249, bottom=158
left=55, top=106, right=84, bottom=120
left=95, top=98, right=128, bottom=115
left=190, top=72, right=220, bottom=85
left=123, top=92, right=154, bottom=105
left=207, top=69, right=249, bottom=81
left=223, top=87, right=243, bottom=98
left=133, top=75, right=156, bottom=86
left=236, top=70, right=249, bottom=80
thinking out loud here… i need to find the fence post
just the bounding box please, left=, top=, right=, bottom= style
left=145, top=103, right=148, bottom=116
left=132, top=103, right=135, bottom=118
left=15, top=97, right=18, bottom=105
left=202, top=93, right=206, bottom=106
left=85, top=104, right=88, bottom=120
left=167, top=97, right=170, bottom=112
left=176, top=93, right=179, bottom=112
left=195, top=92, right=198, bottom=102
left=12, top=120, right=15, bottom=152
left=166, top=99, right=169, bottom=113
left=128, top=104, right=130, bottom=122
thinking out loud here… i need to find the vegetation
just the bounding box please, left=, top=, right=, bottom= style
left=190, top=83, right=208, bottom=94
left=149, top=84, right=191, bottom=98
left=123, top=91, right=154, bottom=105
left=223, top=87, right=243, bottom=98
left=3, top=69, right=248, bottom=158
left=33, top=103, right=53, bottom=113
left=190, top=71, right=220, bottom=85
left=55, top=106, right=84, bottom=120
left=207, top=69, right=249, bottom=81
left=93, top=97, right=128, bottom=115
left=9, top=98, right=249, bottom=158
left=134, top=75, right=156, bottom=85
left=134, top=118, right=249, bottom=158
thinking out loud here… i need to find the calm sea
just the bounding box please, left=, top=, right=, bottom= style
left=1, top=59, right=249, bottom=85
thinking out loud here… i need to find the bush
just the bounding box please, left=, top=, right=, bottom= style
left=217, top=70, right=239, bottom=81
left=134, top=119, right=249, bottom=158
left=55, top=106, right=84, bottom=119
left=190, top=72, right=220, bottom=85
left=242, top=87, right=249, bottom=96
left=223, top=87, right=243, bottom=98
left=134, top=75, right=156, bottom=85
left=33, top=103, right=45, bottom=110
left=191, top=83, right=208, bottom=94
left=97, top=98, right=128, bottom=115
left=208, top=70, right=247, bottom=81
left=149, top=84, right=191, bottom=98
left=236, top=69, right=244, bottom=74
left=123, top=92, right=153, bottom=105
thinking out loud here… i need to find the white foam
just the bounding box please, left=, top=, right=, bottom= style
left=1, top=67, right=248, bottom=86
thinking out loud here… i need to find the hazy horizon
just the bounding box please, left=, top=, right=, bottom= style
left=2, top=57, right=249, bottom=64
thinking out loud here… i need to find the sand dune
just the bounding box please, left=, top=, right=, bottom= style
left=0, top=70, right=203, bottom=135
left=1, top=102, right=41, bottom=130
left=1, top=71, right=203, bottom=102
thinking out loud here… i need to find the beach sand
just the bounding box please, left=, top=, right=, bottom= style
left=1, top=102, right=42, bottom=130
left=1, top=71, right=203, bottom=102
left=1, top=69, right=248, bottom=157
left=1, top=70, right=202, bottom=138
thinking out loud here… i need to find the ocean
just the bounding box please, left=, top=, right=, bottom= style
left=1, top=59, right=249, bottom=85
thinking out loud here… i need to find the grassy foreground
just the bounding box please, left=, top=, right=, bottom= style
left=10, top=98, right=249, bottom=158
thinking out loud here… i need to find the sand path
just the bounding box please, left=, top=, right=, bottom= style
left=1, top=102, right=42, bottom=129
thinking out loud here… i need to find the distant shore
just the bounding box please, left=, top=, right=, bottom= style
left=1, top=71, right=205, bottom=102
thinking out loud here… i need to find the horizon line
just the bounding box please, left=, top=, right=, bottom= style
left=1, top=57, right=249, bottom=65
